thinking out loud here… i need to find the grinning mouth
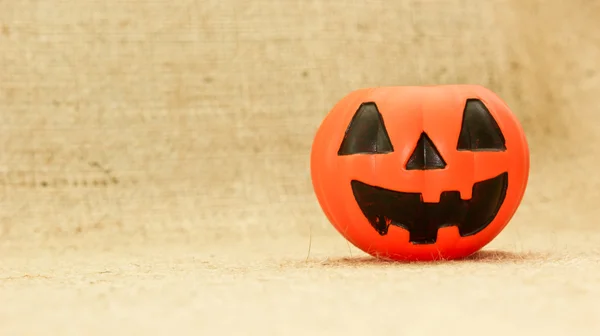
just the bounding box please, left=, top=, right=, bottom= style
left=350, top=173, right=508, bottom=245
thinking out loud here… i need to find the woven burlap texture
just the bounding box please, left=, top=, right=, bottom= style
left=0, top=0, right=599, bottom=335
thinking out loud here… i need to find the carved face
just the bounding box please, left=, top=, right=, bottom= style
left=310, top=85, right=529, bottom=261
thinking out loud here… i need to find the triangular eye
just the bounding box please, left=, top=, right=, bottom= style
left=338, top=102, right=394, bottom=156
left=457, top=99, right=506, bottom=151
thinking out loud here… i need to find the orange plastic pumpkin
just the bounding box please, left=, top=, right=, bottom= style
left=310, top=85, right=529, bottom=261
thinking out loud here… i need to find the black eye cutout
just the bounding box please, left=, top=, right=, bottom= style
left=457, top=99, right=507, bottom=151
left=338, top=102, right=394, bottom=156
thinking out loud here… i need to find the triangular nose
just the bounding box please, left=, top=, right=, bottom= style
left=406, top=132, right=447, bottom=170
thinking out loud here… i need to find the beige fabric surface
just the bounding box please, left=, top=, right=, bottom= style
left=0, top=0, right=599, bottom=335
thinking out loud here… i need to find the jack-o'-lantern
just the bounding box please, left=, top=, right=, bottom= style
left=310, top=85, right=529, bottom=261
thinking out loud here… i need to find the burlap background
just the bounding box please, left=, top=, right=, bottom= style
left=1, top=0, right=599, bottom=335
